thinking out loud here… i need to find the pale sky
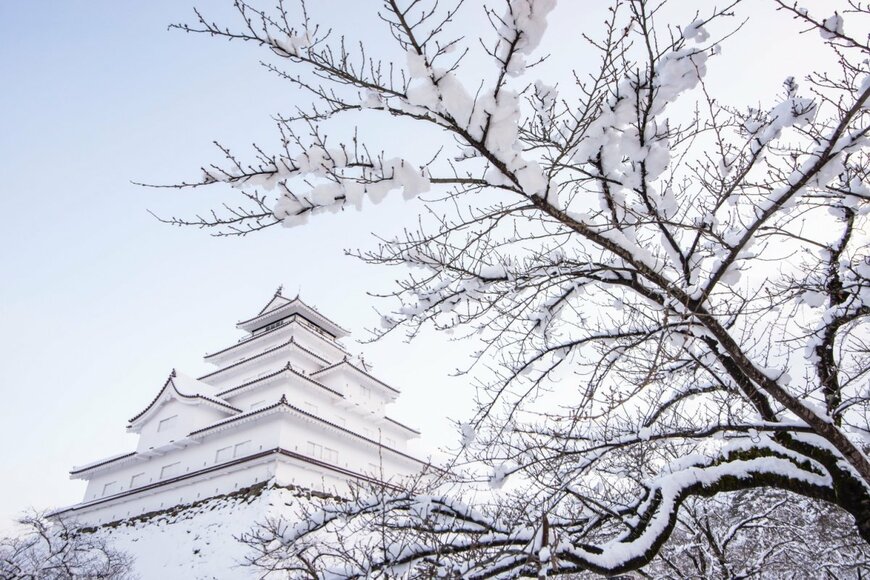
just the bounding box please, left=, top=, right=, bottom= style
left=0, top=0, right=834, bottom=530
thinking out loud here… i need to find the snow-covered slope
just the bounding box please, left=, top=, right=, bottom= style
left=87, top=482, right=311, bottom=579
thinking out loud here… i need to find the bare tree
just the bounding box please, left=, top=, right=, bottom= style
left=159, top=0, right=870, bottom=576
left=0, top=512, right=133, bottom=580
left=650, top=490, right=870, bottom=579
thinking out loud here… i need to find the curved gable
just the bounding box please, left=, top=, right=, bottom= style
left=128, top=371, right=239, bottom=433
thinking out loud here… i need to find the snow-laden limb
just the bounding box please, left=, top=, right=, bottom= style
left=494, top=0, right=557, bottom=77
left=655, top=488, right=870, bottom=578
left=240, top=438, right=867, bottom=578
left=162, top=0, right=870, bottom=575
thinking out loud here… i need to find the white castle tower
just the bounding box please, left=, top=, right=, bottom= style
left=56, top=289, right=425, bottom=525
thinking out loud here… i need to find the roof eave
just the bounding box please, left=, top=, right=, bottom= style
left=313, top=361, right=400, bottom=397
left=236, top=298, right=350, bottom=338
left=69, top=451, right=138, bottom=478
left=127, top=379, right=239, bottom=428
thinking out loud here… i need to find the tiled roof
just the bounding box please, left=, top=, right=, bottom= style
left=128, top=371, right=239, bottom=425
left=203, top=318, right=333, bottom=362
left=216, top=362, right=344, bottom=399
left=70, top=452, right=137, bottom=476
left=57, top=446, right=410, bottom=516
left=189, top=396, right=427, bottom=466
left=199, top=337, right=325, bottom=381
left=312, top=359, right=401, bottom=394
left=257, top=288, right=291, bottom=315
left=237, top=294, right=349, bottom=337
left=385, top=416, right=421, bottom=435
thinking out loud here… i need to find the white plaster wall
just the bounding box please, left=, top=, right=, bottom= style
left=273, top=459, right=348, bottom=492
left=221, top=367, right=416, bottom=450
left=81, top=412, right=422, bottom=512
left=275, top=411, right=422, bottom=478
left=205, top=323, right=296, bottom=366
left=71, top=440, right=420, bottom=527
left=70, top=460, right=277, bottom=526
left=315, top=368, right=392, bottom=413
left=224, top=374, right=342, bottom=415
left=136, top=402, right=231, bottom=452
left=223, top=318, right=346, bottom=365
left=198, top=349, right=290, bottom=390
left=217, top=368, right=415, bottom=452
left=84, top=420, right=282, bottom=503
left=288, top=322, right=346, bottom=359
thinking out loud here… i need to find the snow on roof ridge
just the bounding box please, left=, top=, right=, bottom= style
left=57, top=452, right=403, bottom=520
left=217, top=361, right=344, bottom=399
left=172, top=371, right=219, bottom=397
left=385, top=416, right=421, bottom=435
left=70, top=451, right=137, bottom=475
left=256, top=287, right=292, bottom=316
left=238, top=292, right=349, bottom=335
left=312, top=359, right=400, bottom=394
left=198, top=338, right=294, bottom=380
left=203, top=321, right=337, bottom=361
left=189, top=396, right=430, bottom=467
left=128, top=370, right=240, bottom=425
left=199, top=336, right=336, bottom=381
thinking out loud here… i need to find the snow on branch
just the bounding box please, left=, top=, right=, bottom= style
left=160, top=0, right=870, bottom=575
left=241, top=439, right=858, bottom=577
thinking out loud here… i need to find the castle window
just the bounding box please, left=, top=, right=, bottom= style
left=102, top=481, right=120, bottom=497
left=259, top=318, right=287, bottom=334
left=233, top=440, right=252, bottom=458
left=307, top=441, right=323, bottom=459
left=160, top=462, right=180, bottom=479
left=215, top=446, right=233, bottom=463
left=306, top=441, right=338, bottom=464
left=157, top=415, right=178, bottom=433
left=129, top=473, right=145, bottom=488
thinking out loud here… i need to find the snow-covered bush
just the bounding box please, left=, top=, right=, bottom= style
left=161, top=0, right=870, bottom=576
left=0, top=512, right=132, bottom=579
left=649, top=490, right=870, bottom=578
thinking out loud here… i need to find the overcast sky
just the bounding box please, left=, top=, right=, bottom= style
left=0, top=0, right=836, bottom=530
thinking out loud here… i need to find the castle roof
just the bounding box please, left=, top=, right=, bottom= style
left=198, top=337, right=327, bottom=382
left=127, top=371, right=239, bottom=430
left=188, top=395, right=426, bottom=466
left=203, top=317, right=335, bottom=362
left=59, top=447, right=409, bottom=517
left=216, top=361, right=344, bottom=399
left=236, top=291, right=349, bottom=338
left=312, top=359, right=401, bottom=395
left=70, top=451, right=138, bottom=476
left=385, top=416, right=421, bottom=435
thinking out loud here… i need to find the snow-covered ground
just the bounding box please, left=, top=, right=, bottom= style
left=90, top=483, right=306, bottom=579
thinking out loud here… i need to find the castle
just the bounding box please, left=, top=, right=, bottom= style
left=55, top=290, right=425, bottom=525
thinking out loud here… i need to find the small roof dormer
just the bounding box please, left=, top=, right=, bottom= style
left=127, top=370, right=239, bottom=433
left=236, top=288, right=350, bottom=339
